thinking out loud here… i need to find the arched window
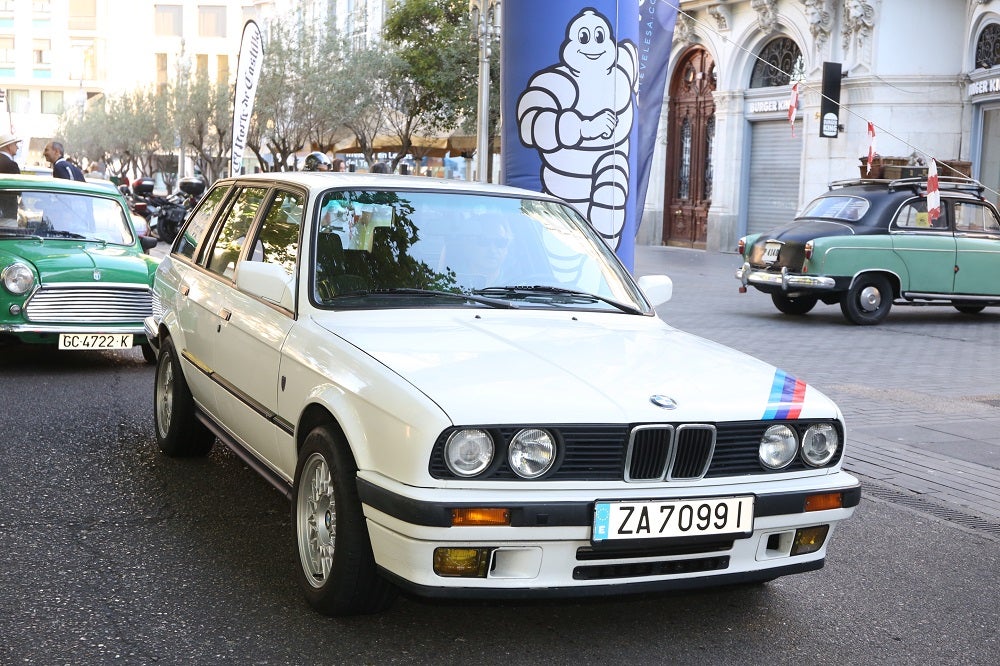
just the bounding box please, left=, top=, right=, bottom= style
left=976, top=24, right=1000, bottom=69
left=678, top=117, right=692, bottom=200
left=750, top=37, right=803, bottom=88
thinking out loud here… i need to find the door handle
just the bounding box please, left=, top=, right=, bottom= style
left=180, top=284, right=190, bottom=296
left=219, top=308, right=232, bottom=321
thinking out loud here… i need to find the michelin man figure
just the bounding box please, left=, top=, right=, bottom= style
left=516, top=9, right=638, bottom=249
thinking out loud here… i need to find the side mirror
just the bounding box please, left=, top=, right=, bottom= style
left=235, top=260, right=296, bottom=311
left=139, top=236, right=158, bottom=252
left=638, top=274, right=673, bottom=308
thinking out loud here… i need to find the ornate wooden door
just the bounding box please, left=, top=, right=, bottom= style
left=663, top=48, right=716, bottom=248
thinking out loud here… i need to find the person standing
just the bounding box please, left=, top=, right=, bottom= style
left=42, top=141, right=85, bottom=181
left=0, top=133, right=21, bottom=174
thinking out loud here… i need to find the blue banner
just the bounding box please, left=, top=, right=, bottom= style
left=501, top=1, right=676, bottom=271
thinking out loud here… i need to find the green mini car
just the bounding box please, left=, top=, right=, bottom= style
left=0, top=175, right=160, bottom=361
left=736, top=177, right=1000, bottom=325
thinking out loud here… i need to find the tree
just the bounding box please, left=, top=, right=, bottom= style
left=174, top=66, right=232, bottom=182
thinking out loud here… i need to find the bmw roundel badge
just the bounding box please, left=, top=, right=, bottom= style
left=650, top=395, right=677, bottom=409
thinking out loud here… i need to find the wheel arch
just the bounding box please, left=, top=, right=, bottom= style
left=849, top=269, right=901, bottom=300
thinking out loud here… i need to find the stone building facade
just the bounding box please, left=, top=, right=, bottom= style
left=639, top=0, right=999, bottom=252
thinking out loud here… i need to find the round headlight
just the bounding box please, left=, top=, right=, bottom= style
left=508, top=428, right=556, bottom=479
left=2, top=263, right=34, bottom=295
left=444, top=429, right=494, bottom=477
left=759, top=424, right=798, bottom=470
left=801, top=423, right=839, bottom=467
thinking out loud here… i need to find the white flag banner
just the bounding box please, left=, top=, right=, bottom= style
left=230, top=20, right=263, bottom=177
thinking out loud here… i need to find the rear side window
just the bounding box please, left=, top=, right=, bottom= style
left=800, top=195, right=870, bottom=222
left=954, top=202, right=1000, bottom=233
left=247, top=189, right=304, bottom=276
left=205, top=187, right=267, bottom=279
left=895, top=200, right=947, bottom=230
left=176, top=185, right=230, bottom=260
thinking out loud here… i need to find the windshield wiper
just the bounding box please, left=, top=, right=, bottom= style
left=332, top=288, right=516, bottom=309
left=474, top=285, right=644, bottom=315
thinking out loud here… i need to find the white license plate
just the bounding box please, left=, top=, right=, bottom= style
left=592, top=496, right=754, bottom=542
left=58, top=333, right=134, bottom=350
left=762, top=242, right=781, bottom=264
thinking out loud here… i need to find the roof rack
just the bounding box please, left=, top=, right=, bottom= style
left=828, top=176, right=985, bottom=196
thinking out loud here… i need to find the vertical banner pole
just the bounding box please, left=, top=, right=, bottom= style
left=230, top=20, right=263, bottom=177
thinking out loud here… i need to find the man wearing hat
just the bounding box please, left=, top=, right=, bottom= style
left=0, top=132, right=21, bottom=175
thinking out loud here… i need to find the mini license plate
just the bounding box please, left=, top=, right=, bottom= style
left=58, top=333, right=134, bottom=350
left=762, top=242, right=781, bottom=264
left=592, top=496, right=754, bottom=542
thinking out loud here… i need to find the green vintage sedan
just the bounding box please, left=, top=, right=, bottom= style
left=736, top=177, right=1000, bottom=325
left=0, top=175, right=160, bottom=361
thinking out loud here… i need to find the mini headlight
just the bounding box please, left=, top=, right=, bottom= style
left=444, top=429, right=494, bottom=477
left=2, top=263, right=34, bottom=295
left=508, top=428, right=556, bottom=479
left=759, top=424, right=798, bottom=470
left=801, top=423, right=839, bottom=467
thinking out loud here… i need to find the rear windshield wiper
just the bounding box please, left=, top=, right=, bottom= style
left=474, top=285, right=644, bottom=315
left=332, top=288, right=517, bottom=309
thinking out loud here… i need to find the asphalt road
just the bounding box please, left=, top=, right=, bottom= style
left=0, top=245, right=997, bottom=665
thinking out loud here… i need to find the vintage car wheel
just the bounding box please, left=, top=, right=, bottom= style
left=293, top=425, right=397, bottom=616
left=840, top=274, right=893, bottom=325
left=771, top=292, right=818, bottom=315
left=153, top=337, right=214, bottom=456
left=954, top=304, right=986, bottom=315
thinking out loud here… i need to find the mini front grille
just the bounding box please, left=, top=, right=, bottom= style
left=25, top=285, right=153, bottom=323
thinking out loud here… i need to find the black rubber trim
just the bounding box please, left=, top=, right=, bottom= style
left=194, top=410, right=293, bottom=500
left=378, top=559, right=824, bottom=600
left=356, top=478, right=862, bottom=528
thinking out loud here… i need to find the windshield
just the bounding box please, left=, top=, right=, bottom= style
left=312, top=189, right=649, bottom=313
left=799, top=195, right=870, bottom=223
left=0, top=190, right=136, bottom=245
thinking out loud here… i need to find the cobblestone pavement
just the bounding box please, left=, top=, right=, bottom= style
left=635, top=245, right=1000, bottom=537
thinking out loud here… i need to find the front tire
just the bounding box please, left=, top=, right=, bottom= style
left=293, top=425, right=396, bottom=616
left=140, top=342, right=157, bottom=365
left=771, top=292, right=818, bottom=315
left=954, top=304, right=986, bottom=315
left=840, top=274, right=893, bottom=325
left=153, top=337, right=214, bottom=456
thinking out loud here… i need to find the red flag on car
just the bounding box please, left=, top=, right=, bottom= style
left=927, top=159, right=941, bottom=222
left=866, top=122, right=876, bottom=175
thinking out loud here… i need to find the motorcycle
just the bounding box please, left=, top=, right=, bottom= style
left=126, top=176, right=205, bottom=244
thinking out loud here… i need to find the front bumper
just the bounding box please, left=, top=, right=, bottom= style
left=358, top=471, right=860, bottom=599
left=736, top=262, right=837, bottom=291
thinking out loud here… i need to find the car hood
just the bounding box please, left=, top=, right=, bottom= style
left=1, top=240, right=155, bottom=284
left=755, top=219, right=857, bottom=245
left=312, top=309, right=838, bottom=425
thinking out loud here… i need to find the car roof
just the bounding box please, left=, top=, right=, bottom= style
left=219, top=172, right=562, bottom=200
left=0, top=173, right=125, bottom=197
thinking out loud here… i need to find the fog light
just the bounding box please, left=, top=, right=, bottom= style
left=451, top=508, right=510, bottom=526
left=805, top=492, right=844, bottom=512
left=433, top=547, right=492, bottom=577
left=791, top=525, right=830, bottom=556
left=9, top=303, right=21, bottom=315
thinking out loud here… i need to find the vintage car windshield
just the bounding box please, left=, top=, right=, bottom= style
left=0, top=190, right=135, bottom=245
left=799, top=195, right=871, bottom=223
left=312, top=189, right=649, bottom=313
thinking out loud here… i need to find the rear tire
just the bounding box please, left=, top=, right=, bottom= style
left=954, top=304, right=985, bottom=315
left=771, top=292, right=818, bottom=315
left=293, top=425, right=397, bottom=616
left=153, top=337, right=214, bottom=456
left=840, top=274, right=893, bottom=325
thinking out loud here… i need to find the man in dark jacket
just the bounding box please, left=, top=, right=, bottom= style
left=0, top=133, right=21, bottom=175
left=42, top=141, right=85, bottom=181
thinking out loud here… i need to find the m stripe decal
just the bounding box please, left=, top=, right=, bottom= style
left=763, top=370, right=807, bottom=419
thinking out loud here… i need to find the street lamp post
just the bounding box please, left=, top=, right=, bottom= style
left=469, top=0, right=500, bottom=183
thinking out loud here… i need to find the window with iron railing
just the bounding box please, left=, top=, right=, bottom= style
left=749, top=37, right=802, bottom=88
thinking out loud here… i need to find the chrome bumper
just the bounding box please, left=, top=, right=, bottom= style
left=736, top=262, right=837, bottom=291
left=0, top=323, right=147, bottom=334
left=143, top=315, right=161, bottom=352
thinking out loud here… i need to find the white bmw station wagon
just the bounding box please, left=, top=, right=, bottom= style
left=146, top=172, right=859, bottom=616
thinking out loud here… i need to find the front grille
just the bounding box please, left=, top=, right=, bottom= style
left=25, top=285, right=153, bottom=323
left=428, top=420, right=843, bottom=481
left=573, top=555, right=730, bottom=580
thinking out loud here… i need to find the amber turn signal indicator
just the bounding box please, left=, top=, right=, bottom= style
left=451, top=508, right=511, bottom=526
left=804, top=492, right=844, bottom=512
